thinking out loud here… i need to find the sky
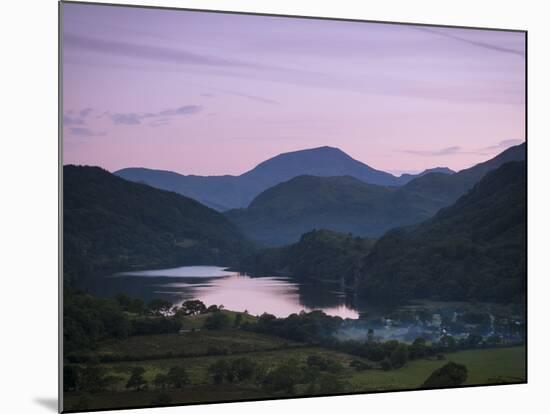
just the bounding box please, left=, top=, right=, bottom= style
left=62, top=3, right=525, bottom=176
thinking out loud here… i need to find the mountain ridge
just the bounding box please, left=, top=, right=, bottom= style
left=225, top=143, right=525, bottom=246
left=114, top=145, right=463, bottom=210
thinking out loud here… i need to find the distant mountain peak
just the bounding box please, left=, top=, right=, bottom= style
left=115, top=144, right=524, bottom=211
left=422, top=167, right=455, bottom=175
left=259, top=145, right=350, bottom=162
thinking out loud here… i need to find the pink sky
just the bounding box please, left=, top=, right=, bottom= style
left=62, top=3, right=525, bottom=176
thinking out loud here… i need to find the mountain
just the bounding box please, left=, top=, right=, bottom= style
left=396, top=167, right=454, bottom=184
left=63, top=165, right=251, bottom=284
left=402, top=143, right=525, bottom=206
left=359, top=160, right=526, bottom=304
left=239, top=146, right=400, bottom=187
left=225, top=143, right=525, bottom=246
left=226, top=175, right=426, bottom=246
left=115, top=146, right=447, bottom=211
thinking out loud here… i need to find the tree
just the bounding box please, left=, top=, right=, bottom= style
left=82, top=365, right=109, bottom=392
left=231, top=358, right=257, bottom=382
left=380, top=358, right=392, bottom=371
left=234, top=313, right=243, bottom=327
left=102, top=375, right=123, bottom=391
left=262, top=361, right=303, bottom=394
left=179, top=300, right=207, bottom=316
left=153, top=373, right=169, bottom=389
left=367, top=328, right=375, bottom=342
left=208, top=360, right=230, bottom=384
left=306, top=355, right=343, bottom=373
left=464, top=333, right=483, bottom=349
left=128, top=298, right=145, bottom=314
left=166, top=366, right=191, bottom=388
left=382, top=340, right=400, bottom=356
left=390, top=343, right=409, bottom=369
left=126, top=367, right=147, bottom=391
left=115, top=293, right=132, bottom=310
left=409, top=337, right=428, bottom=359
left=422, top=362, right=468, bottom=388
left=439, top=335, right=457, bottom=350
left=204, top=311, right=230, bottom=330
left=148, top=298, right=173, bottom=316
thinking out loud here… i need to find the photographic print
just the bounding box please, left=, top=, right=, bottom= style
left=60, top=1, right=526, bottom=412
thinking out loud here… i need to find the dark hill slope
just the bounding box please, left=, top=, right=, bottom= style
left=226, top=175, right=425, bottom=246
left=360, top=161, right=526, bottom=304
left=240, top=229, right=375, bottom=285
left=63, top=165, right=251, bottom=283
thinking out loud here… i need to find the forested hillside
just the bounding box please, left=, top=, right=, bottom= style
left=63, top=166, right=252, bottom=284
left=359, top=161, right=526, bottom=304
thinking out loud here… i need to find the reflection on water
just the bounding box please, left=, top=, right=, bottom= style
left=85, top=265, right=359, bottom=319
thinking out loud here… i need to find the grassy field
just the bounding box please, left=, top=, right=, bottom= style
left=95, top=330, right=303, bottom=360
left=64, top=317, right=526, bottom=412
left=349, top=346, right=526, bottom=391
left=94, top=346, right=354, bottom=387
left=64, top=384, right=268, bottom=411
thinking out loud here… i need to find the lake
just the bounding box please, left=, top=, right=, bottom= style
left=83, top=265, right=361, bottom=319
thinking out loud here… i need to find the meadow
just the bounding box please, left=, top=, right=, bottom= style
left=63, top=311, right=525, bottom=412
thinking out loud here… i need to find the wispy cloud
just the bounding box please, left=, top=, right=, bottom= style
left=149, top=118, right=171, bottom=127
left=402, top=146, right=470, bottom=157
left=417, top=27, right=525, bottom=57
left=63, top=115, right=85, bottom=126
left=108, top=105, right=202, bottom=125
left=79, top=107, right=94, bottom=117
left=482, top=139, right=523, bottom=151
left=196, top=85, right=279, bottom=105
left=401, top=139, right=524, bottom=157
left=64, top=33, right=277, bottom=71
left=63, top=104, right=202, bottom=134
left=68, top=127, right=106, bottom=137
left=225, top=91, right=279, bottom=105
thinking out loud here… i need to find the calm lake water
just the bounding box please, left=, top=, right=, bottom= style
left=83, top=265, right=360, bottom=319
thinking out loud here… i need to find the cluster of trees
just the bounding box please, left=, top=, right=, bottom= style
left=241, top=229, right=374, bottom=285
left=65, top=289, right=255, bottom=362
left=64, top=364, right=123, bottom=393
left=205, top=355, right=347, bottom=396
left=153, top=367, right=191, bottom=390
left=330, top=338, right=411, bottom=370
left=208, top=357, right=258, bottom=384
left=262, top=356, right=348, bottom=395
left=64, top=290, right=183, bottom=354
left=246, top=310, right=343, bottom=343
left=64, top=363, right=193, bottom=394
